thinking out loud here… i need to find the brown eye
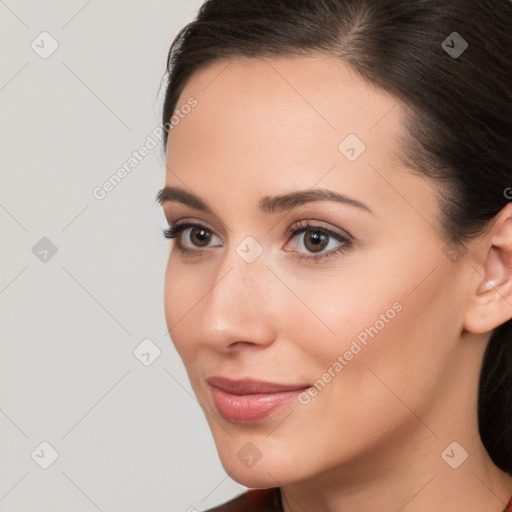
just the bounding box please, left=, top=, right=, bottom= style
left=283, top=220, right=353, bottom=262
left=302, top=231, right=329, bottom=253
left=162, top=222, right=222, bottom=254
left=188, top=227, right=212, bottom=248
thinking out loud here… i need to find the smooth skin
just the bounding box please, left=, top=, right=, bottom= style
left=161, top=55, right=512, bottom=512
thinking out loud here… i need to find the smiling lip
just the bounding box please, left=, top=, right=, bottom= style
left=207, top=376, right=310, bottom=423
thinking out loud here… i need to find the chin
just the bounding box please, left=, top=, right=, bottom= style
left=228, top=470, right=276, bottom=489
left=216, top=447, right=302, bottom=488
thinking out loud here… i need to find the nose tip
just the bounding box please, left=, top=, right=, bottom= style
left=196, top=257, right=278, bottom=351
left=201, top=316, right=276, bottom=352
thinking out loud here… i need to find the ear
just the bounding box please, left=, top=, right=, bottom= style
left=463, top=203, right=512, bottom=334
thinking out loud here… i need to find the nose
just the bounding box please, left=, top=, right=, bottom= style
left=196, top=244, right=278, bottom=352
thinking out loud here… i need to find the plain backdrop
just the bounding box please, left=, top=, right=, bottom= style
left=0, top=1, right=248, bottom=510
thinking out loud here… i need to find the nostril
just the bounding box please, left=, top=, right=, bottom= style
left=228, top=340, right=259, bottom=349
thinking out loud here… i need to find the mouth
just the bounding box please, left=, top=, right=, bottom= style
left=206, top=376, right=311, bottom=424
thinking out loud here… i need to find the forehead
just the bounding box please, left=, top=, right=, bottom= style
left=168, top=54, right=404, bottom=153
left=164, top=55, right=439, bottom=228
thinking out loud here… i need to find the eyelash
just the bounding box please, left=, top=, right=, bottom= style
left=162, top=220, right=352, bottom=262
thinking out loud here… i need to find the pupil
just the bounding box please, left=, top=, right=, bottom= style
left=193, top=229, right=209, bottom=246
left=306, top=231, right=327, bottom=252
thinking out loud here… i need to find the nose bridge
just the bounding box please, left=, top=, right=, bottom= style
left=215, top=239, right=271, bottom=309
left=200, top=238, right=277, bottom=344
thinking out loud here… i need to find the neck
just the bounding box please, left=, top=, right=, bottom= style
left=280, top=431, right=512, bottom=512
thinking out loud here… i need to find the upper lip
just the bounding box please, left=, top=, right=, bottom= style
left=207, top=376, right=310, bottom=395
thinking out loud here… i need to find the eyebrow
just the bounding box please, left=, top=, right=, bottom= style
left=155, top=186, right=373, bottom=216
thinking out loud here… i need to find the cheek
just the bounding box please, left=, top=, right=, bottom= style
left=282, top=247, right=457, bottom=401
left=309, top=263, right=457, bottom=423
left=272, top=258, right=406, bottom=365
left=163, top=257, right=201, bottom=361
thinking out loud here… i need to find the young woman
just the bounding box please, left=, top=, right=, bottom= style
left=156, top=1, right=512, bottom=510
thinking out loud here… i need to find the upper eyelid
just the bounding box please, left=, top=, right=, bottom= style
left=163, top=211, right=234, bottom=235
left=170, top=218, right=225, bottom=240
left=162, top=203, right=358, bottom=237
left=284, top=219, right=353, bottom=240
left=170, top=218, right=353, bottom=243
left=167, top=216, right=225, bottom=236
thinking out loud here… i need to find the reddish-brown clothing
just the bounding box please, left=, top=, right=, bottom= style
left=205, top=488, right=283, bottom=511
left=204, top=486, right=512, bottom=512
left=504, top=493, right=512, bottom=512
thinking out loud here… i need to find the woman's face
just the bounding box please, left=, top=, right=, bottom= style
left=161, top=55, right=473, bottom=487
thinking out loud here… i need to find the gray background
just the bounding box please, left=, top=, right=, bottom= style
left=0, top=1, right=247, bottom=510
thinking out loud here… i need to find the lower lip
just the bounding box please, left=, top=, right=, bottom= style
left=210, top=386, right=308, bottom=423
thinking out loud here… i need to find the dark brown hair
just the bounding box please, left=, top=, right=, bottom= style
left=160, top=0, right=512, bottom=474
